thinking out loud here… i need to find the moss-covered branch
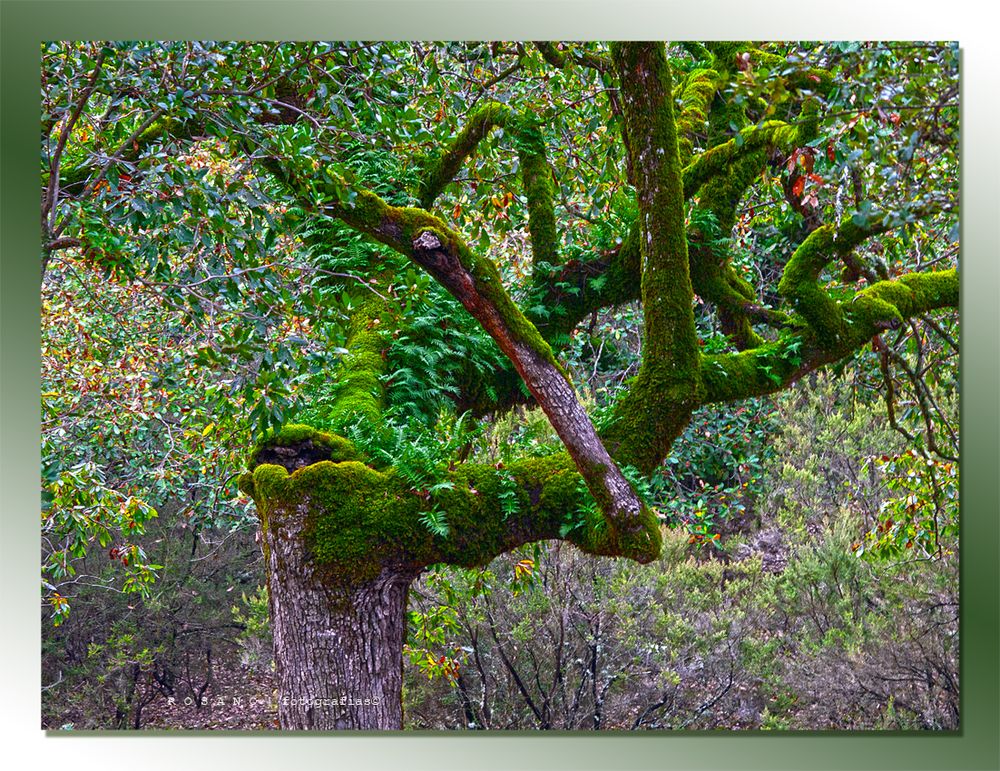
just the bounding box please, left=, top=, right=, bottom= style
left=54, top=116, right=200, bottom=193
left=241, top=428, right=661, bottom=584
left=681, top=118, right=807, bottom=200
left=776, top=216, right=909, bottom=345
left=687, top=150, right=770, bottom=350
left=681, top=101, right=818, bottom=349
left=417, top=102, right=512, bottom=209
left=675, top=68, right=720, bottom=166
left=702, top=267, right=957, bottom=404
left=602, top=42, right=702, bottom=474
left=323, top=299, right=392, bottom=432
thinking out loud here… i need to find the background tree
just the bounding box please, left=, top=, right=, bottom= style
left=41, top=40, right=958, bottom=730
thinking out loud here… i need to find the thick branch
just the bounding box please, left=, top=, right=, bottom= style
left=243, top=433, right=657, bottom=576
left=324, top=299, right=392, bottom=432
left=527, top=223, right=642, bottom=342
left=602, top=42, right=702, bottom=473
left=681, top=118, right=808, bottom=201
left=777, top=217, right=904, bottom=344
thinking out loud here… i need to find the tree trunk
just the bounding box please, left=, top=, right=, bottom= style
left=260, top=498, right=417, bottom=730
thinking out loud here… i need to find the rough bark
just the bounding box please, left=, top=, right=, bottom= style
left=260, top=494, right=417, bottom=730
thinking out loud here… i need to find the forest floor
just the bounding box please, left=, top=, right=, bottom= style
left=141, top=665, right=278, bottom=730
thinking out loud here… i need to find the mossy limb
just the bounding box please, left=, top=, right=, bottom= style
left=675, top=68, right=719, bottom=165
left=605, top=43, right=704, bottom=472
left=246, top=451, right=662, bottom=587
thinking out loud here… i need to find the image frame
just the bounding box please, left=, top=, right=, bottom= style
left=3, top=1, right=998, bottom=769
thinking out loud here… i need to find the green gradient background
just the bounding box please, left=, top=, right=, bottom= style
left=2, top=2, right=996, bottom=769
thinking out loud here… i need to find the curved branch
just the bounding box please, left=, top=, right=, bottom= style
left=702, top=268, right=957, bottom=404
left=777, top=216, right=904, bottom=344
left=527, top=223, right=642, bottom=342
left=681, top=117, right=809, bottom=201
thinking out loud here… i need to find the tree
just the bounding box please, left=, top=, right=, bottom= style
left=42, top=40, right=958, bottom=729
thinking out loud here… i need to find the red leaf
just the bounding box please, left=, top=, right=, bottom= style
left=791, top=177, right=805, bottom=198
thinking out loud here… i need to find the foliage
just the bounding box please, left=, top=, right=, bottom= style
left=42, top=500, right=263, bottom=729
left=855, top=450, right=959, bottom=561
left=342, top=410, right=486, bottom=537
left=41, top=40, right=958, bottom=730
left=231, top=584, right=274, bottom=674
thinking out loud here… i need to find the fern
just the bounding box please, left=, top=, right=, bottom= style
left=497, top=470, right=520, bottom=521
left=418, top=507, right=450, bottom=538
left=687, top=206, right=730, bottom=258
left=344, top=409, right=484, bottom=539
left=385, top=285, right=507, bottom=423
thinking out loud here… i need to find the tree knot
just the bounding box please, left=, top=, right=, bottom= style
left=413, top=229, right=444, bottom=252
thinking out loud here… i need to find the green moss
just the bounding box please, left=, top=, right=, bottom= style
left=863, top=270, right=957, bottom=317
left=682, top=121, right=796, bottom=199
left=527, top=223, right=642, bottom=343
left=704, top=44, right=833, bottom=98
left=700, top=337, right=805, bottom=403
left=610, top=504, right=662, bottom=562
left=247, top=449, right=661, bottom=588
left=701, top=267, right=957, bottom=405
left=602, top=365, right=704, bottom=474
left=335, top=179, right=562, bottom=372
left=250, top=423, right=357, bottom=466
left=777, top=224, right=847, bottom=345
left=685, top=148, right=770, bottom=350
left=846, top=269, right=958, bottom=339
left=415, top=102, right=560, bottom=286
left=797, top=97, right=821, bottom=143
left=706, top=42, right=752, bottom=71
left=680, top=42, right=713, bottom=64
left=250, top=462, right=293, bottom=502
left=324, top=300, right=392, bottom=432
left=675, top=68, right=719, bottom=165
left=512, top=114, right=560, bottom=278
left=237, top=471, right=255, bottom=499
left=534, top=41, right=568, bottom=68
left=611, top=43, right=698, bottom=363
left=602, top=43, right=705, bottom=473
left=775, top=215, right=950, bottom=350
